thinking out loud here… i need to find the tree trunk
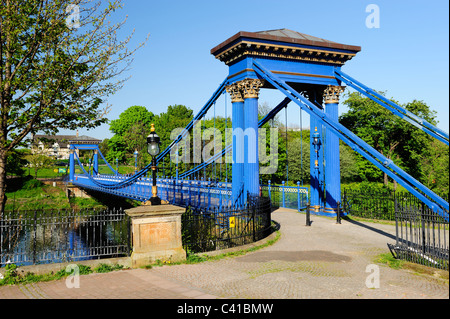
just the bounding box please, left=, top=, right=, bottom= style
left=0, top=151, right=8, bottom=216
left=383, top=154, right=392, bottom=187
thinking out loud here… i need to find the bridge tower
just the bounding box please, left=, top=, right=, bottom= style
left=68, top=136, right=102, bottom=183
left=211, top=29, right=361, bottom=215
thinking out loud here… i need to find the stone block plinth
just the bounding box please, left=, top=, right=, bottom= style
left=125, top=204, right=186, bottom=268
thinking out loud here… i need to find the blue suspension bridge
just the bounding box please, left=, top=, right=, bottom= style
left=67, top=29, right=449, bottom=220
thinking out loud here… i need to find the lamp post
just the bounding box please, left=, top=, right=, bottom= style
left=147, top=123, right=161, bottom=205
left=134, top=149, right=138, bottom=173
left=312, top=127, right=320, bottom=169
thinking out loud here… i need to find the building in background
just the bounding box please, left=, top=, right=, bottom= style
left=32, top=131, right=102, bottom=160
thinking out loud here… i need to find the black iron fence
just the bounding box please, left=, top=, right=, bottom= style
left=1, top=207, right=130, bottom=267
left=343, top=187, right=449, bottom=270
left=1, top=195, right=273, bottom=267
left=342, top=188, right=448, bottom=221
left=388, top=202, right=449, bottom=271
left=342, top=188, right=396, bottom=220
left=182, top=196, right=272, bottom=254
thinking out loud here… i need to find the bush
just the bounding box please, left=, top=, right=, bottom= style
left=23, top=178, right=44, bottom=190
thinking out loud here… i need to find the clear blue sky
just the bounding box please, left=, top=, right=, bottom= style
left=63, top=0, right=449, bottom=140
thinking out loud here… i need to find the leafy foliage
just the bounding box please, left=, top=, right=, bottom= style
left=0, top=0, right=147, bottom=212
left=339, top=92, right=446, bottom=193
left=106, top=105, right=155, bottom=166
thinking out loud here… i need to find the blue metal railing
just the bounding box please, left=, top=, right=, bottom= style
left=261, top=181, right=309, bottom=211
left=71, top=173, right=310, bottom=213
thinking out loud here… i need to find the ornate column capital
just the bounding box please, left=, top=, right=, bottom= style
left=226, top=83, right=244, bottom=103
left=323, top=85, right=345, bottom=104
left=241, top=78, right=264, bottom=99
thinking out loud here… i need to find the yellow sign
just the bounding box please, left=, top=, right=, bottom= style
left=229, top=216, right=235, bottom=228
left=53, top=169, right=58, bottom=173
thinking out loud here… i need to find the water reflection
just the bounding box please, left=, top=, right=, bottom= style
left=1, top=209, right=129, bottom=267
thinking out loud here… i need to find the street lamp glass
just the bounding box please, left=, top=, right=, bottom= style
left=312, top=131, right=320, bottom=146
left=148, top=143, right=160, bottom=157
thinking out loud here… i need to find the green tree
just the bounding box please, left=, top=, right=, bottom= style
left=123, top=120, right=151, bottom=170
left=154, top=104, right=193, bottom=177
left=0, top=0, right=147, bottom=212
left=339, top=142, right=359, bottom=183
left=286, top=136, right=309, bottom=185
left=155, top=104, right=194, bottom=150
left=98, top=138, right=109, bottom=160
left=422, top=139, right=449, bottom=195
left=340, top=92, right=438, bottom=189
left=107, top=105, right=155, bottom=164
left=6, top=149, right=29, bottom=177
left=26, top=148, right=54, bottom=178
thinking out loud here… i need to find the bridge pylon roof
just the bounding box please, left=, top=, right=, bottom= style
left=211, top=29, right=361, bottom=88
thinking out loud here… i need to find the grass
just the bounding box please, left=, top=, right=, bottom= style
left=375, top=253, right=449, bottom=284
left=0, top=263, right=126, bottom=286
left=13, top=164, right=138, bottom=179
left=5, top=177, right=106, bottom=211
left=5, top=183, right=71, bottom=211
left=375, top=253, right=405, bottom=269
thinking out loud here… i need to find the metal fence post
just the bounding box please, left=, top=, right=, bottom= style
left=207, top=179, right=211, bottom=210
left=33, top=210, right=37, bottom=264
left=218, top=183, right=222, bottom=211
left=127, top=211, right=132, bottom=256
left=336, top=201, right=341, bottom=224
left=172, top=179, right=176, bottom=204
left=282, top=181, right=285, bottom=208
left=420, top=201, right=426, bottom=256
left=306, top=202, right=311, bottom=226
left=188, top=180, right=192, bottom=206
left=180, top=180, right=184, bottom=205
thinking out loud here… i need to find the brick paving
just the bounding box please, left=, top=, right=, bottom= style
left=0, top=208, right=448, bottom=299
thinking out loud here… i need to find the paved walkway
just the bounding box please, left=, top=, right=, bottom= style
left=0, top=208, right=448, bottom=299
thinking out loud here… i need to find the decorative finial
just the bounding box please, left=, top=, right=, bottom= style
left=151, top=123, right=155, bottom=132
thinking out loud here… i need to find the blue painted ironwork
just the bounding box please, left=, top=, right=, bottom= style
left=335, top=69, right=449, bottom=146
left=261, top=181, right=309, bottom=211
left=251, top=59, right=448, bottom=217
left=68, top=30, right=447, bottom=224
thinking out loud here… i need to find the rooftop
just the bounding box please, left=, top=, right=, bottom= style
left=211, top=28, right=361, bottom=65
left=212, top=28, right=361, bottom=54
left=33, top=134, right=102, bottom=147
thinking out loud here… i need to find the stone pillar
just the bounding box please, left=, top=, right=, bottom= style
left=323, top=85, right=345, bottom=216
left=226, top=83, right=245, bottom=206
left=125, top=204, right=186, bottom=268
left=242, top=78, right=264, bottom=200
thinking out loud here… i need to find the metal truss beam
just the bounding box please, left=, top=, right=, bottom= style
left=252, top=59, right=448, bottom=217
